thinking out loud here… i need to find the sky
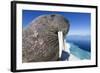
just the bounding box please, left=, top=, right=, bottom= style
left=22, top=10, right=91, bottom=36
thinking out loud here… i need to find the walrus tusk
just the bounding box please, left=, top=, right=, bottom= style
left=58, top=31, right=65, bottom=58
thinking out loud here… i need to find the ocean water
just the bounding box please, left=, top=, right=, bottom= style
left=69, top=43, right=91, bottom=59
left=60, top=42, right=91, bottom=61
left=59, top=35, right=91, bottom=60
left=66, top=35, right=91, bottom=52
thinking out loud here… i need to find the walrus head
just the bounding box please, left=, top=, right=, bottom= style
left=22, top=14, right=70, bottom=62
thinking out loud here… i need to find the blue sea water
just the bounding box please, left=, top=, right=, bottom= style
left=66, top=35, right=91, bottom=52
left=69, top=43, right=91, bottom=59
left=60, top=35, right=91, bottom=60
left=60, top=42, right=91, bottom=60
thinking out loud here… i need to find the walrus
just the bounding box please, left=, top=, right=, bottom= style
left=22, top=14, right=70, bottom=63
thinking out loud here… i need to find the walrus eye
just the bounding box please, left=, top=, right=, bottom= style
left=51, top=14, right=55, bottom=18
left=43, top=24, right=46, bottom=25
left=49, top=14, right=55, bottom=21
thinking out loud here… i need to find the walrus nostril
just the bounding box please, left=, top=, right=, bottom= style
left=54, top=31, right=58, bottom=35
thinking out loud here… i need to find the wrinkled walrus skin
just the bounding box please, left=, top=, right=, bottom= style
left=22, top=14, right=70, bottom=63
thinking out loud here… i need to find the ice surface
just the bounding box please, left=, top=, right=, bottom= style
left=60, top=42, right=91, bottom=61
